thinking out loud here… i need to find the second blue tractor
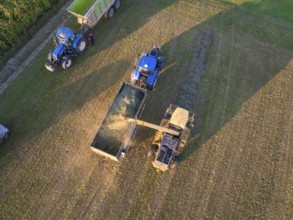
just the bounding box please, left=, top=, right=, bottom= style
left=131, top=45, right=164, bottom=90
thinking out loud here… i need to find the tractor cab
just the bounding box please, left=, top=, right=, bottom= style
left=137, top=55, right=157, bottom=74
left=137, top=46, right=160, bottom=75
left=56, top=27, right=76, bottom=47
left=55, top=27, right=86, bottom=52
left=131, top=45, right=163, bottom=90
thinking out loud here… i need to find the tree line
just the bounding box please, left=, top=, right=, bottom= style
left=0, top=0, right=61, bottom=54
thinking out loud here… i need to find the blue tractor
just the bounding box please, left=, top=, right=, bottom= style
left=45, top=27, right=87, bottom=72
left=130, top=45, right=164, bottom=90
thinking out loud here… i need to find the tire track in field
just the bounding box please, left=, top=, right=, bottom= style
left=151, top=29, right=214, bottom=219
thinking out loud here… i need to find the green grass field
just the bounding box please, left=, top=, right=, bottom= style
left=0, top=0, right=292, bottom=219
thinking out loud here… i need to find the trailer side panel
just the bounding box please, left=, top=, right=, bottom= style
left=91, top=83, right=147, bottom=159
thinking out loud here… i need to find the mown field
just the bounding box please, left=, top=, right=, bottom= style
left=0, top=0, right=292, bottom=219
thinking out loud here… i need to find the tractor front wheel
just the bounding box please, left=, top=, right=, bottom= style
left=76, top=38, right=87, bottom=53
left=47, top=50, right=54, bottom=64
left=61, top=58, right=73, bottom=69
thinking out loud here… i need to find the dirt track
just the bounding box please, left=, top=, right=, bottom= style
left=0, top=0, right=292, bottom=219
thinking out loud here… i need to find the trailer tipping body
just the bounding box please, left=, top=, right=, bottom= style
left=91, top=82, right=147, bottom=161
left=67, top=0, right=117, bottom=28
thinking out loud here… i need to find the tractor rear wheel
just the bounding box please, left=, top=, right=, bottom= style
left=147, top=144, right=158, bottom=157
left=61, top=58, right=73, bottom=69
left=47, top=50, right=54, bottom=64
left=76, top=38, right=87, bottom=53
left=114, top=0, right=121, bottom=9
left=106, top=7, right=115, bottom=19
left=151, top=78, right=157, bottom=90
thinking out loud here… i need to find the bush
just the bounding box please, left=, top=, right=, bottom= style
left=0, top=0, right=63, bottom=57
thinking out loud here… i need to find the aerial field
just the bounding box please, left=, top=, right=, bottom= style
left=0, top=0, right=292, bottom=219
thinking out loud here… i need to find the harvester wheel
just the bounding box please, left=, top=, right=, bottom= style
left=114, top=0, right=121, bottom=9
left=171, top=156, right=179, bottom=169
left=76, top=38, right=87, bottom=53
left=147, top=145, right=157, bottom=157
left=47, top=50, right=54, bottom=64
left=106, top=7, right=115, bottom=19
left=61, top=58, right=73, bottom=69
left=187, top=122, right=194, bottom=129
left=164, top=113, right=171, bottom=119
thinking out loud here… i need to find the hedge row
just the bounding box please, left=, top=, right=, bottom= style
left=0, top=0, right=61, bottom=53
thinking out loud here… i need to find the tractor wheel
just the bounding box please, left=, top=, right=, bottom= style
left=3, top=134, right=9, bottom=140
left=47, top=50, right=54, bottom=64
left=76, top=38, right=87, bottom=53
left=106, top=7, right=115, bottom=19
left=114, top=0, right=121, bottom=10
left=147, top=78, right=157, bottom=90
left=187, top=122, right=194, bottom=129
left=157, top=57, right=164, bottom=71
left=151, top=78, right=157, bottom=90
left=171, top=156, right=179, bottom=169
left=61, top=58, right=73, bottom=69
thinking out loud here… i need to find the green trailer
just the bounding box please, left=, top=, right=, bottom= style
left=67, top=0, right=121, bottom=31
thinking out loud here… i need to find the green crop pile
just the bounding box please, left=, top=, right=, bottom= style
left=0, top=0, right=61, bottom=55
left=69, top=0, right=96, bottom=15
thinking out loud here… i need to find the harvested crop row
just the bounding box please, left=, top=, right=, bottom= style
left=175, top=29, right=214, bottom=111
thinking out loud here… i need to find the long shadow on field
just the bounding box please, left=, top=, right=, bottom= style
left=135, top=0, right=293, bottom=164
left=51, top=60, right=130, bottom=114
